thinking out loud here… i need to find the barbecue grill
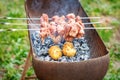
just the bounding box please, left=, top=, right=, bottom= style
left=21, top=0, right=110, bottom=80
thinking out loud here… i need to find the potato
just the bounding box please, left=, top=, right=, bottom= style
left=48, top=46, right=62, bottom=60
left=62, top=42, right=76, bottom=57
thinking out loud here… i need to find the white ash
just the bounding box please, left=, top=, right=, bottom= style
left=31, top=31, right=90, bottom=62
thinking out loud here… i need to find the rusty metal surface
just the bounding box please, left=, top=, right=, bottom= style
left=25, top=0, right=110, bottom=80
left=32, top=54, right=109, bottom=80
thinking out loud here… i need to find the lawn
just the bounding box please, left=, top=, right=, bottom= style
left=0, top=0, right=120, bottom=80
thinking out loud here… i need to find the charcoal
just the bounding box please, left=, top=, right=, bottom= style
left=86, top=51, right=90, bottom=55
left=61, top=38, right=66, bottom=44
left=31, top=34, right=35, bottom=42
left=31, top=31, right=90, bottom=62
left=78, top=38, right=86, bottom=45
left=31, top=31, right=41, bottom=44
left=80, top=55, right=85, bottom=60
left=84, top=55, right=89, bottom=60
left=57, top=42, right=63, bottom=49
left=67, top=59, right=73, bottom=62
left=40, top=46, right=48, bottom=56
left=78, top=39, right=83, bottom=43
left=60, top=56, right=68, bottom=62
left=34, top=31, right=40, bottom=39
left=36, top=48, right=42, bottom=56
left=39, top=56, right=45, bottom=61
left=79, top=50, right=84, bottom=54
left=73, top=38, right=79, bottom=42
left=45, top=55, right=51, bottom=61
left=48, top=44, right=55, bottom=48
left=82, top=47, right=89, bottom=51
left=69, top=57, right=76, bottom=62
left=73, top=41, right=80, bottom=48
left=51, top=59, right=55, bottom=61
left=44, top=37, right=54, bottom=47
left=76, top=52, right=81, bottom=57
left=37, top=52, right=43, bottom=56
left=76, top=56, right=82, bottom=62
left=31, top=31, right=40, bottom=41
left=58, top=58, right=62, bottom=62
left=81, top=43, right=88, bottom=48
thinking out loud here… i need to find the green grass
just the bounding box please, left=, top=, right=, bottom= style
left=0, top=0, right=33, bottom=80
left=81, top=0, right=120, bottom=80
left=0, top=0, right=120, bottom=80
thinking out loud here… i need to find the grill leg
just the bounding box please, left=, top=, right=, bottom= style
left=21, top=48, right=32, bottom=80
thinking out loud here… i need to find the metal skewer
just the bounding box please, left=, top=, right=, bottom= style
left=0, top=21, right=102, bottom=26
left=0, top=17, right=100, bottom=20
left=0, top=27, right=113, bottom=32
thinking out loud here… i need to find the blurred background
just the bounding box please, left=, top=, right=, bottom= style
left=0, top=0, right=120, bottom=80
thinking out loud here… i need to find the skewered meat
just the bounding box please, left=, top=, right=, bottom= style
left=39, top=14, right=49, bottom=43
left=48, top=21, right=56, bottom=35
left=56, top=16, right=66, bottom=37
left=52, top=15, right=59, bottom=23
left=40, top=13, right=49, bottom=22
left=66, top=13, right=75, bottom=20
left=49, top=15, right=65, bottom=43
left=65, top=13, right=80, bottom=41
left=39, top=13, right=85, bottom=43
left=75, top=16, right=85, bottom=38
left=49, top=16, right=61, bottom=44
left=69, top=25, right=79, bottom=37
left=39, top=28, right=48, bottom=43
left=50, top=35, right=61, bottom=44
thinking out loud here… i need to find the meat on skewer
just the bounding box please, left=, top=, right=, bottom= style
left=39, top=14, right=49, bottom=43
left=39, top=13, right=85, bottom=43
left=48, top=21, right=61, bottom=44
left=65, top=13, right=78, bottom=41
left=49, top=15, right=66, bottom=44
left=48, top=21, right=56, bottom=35
left=56, top=16, right=66, bottom=38
left=76, top=16, right=85, bottom=38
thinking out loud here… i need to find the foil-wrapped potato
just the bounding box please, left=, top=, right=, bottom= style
left=48, top=46, right=62, bottom=60
left=62, top=42, right=76, bottom=57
